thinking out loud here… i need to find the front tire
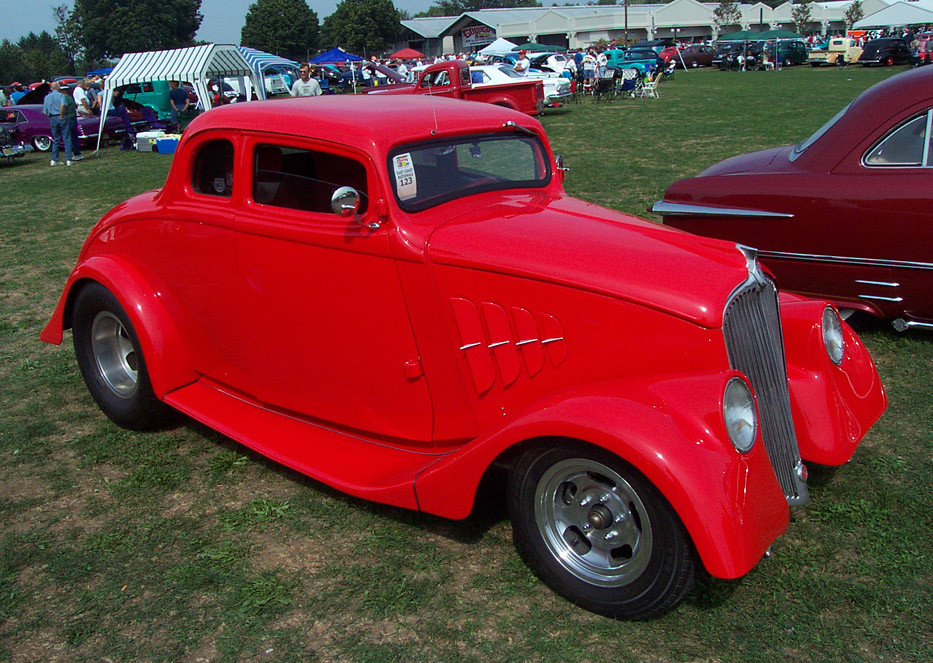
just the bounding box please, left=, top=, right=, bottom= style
left=508, top=442, right=698, bottom=619
left=72, top=283, right=171, bottom=430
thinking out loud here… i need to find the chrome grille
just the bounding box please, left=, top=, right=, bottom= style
left=723, top=278, right=809, bottom=505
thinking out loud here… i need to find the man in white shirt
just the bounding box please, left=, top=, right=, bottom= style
left=73, top=79, right=94, bottom=117
left=513, top=50, right=531, bottom=75
left=290, top=64, right=322, bottom=97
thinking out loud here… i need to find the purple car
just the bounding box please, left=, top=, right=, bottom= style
left=1, top=104, right=131, bottom=152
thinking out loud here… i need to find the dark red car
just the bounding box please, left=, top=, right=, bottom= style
left=663, top=45, right=716, bottom=67
left=653, top=66, right=933, bottom=331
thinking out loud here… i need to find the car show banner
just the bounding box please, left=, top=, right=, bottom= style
left=462, top=26, right=496, bottom=47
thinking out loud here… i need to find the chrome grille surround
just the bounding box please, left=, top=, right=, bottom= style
left=723, top=246, right=809, bottom=505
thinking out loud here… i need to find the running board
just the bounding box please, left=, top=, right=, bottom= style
left=164, top=380, right=448, bottom=510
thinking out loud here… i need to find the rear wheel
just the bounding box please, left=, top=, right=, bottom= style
left=508, top=442, right=698, bottom=619
left=32, top=135, right=52, bottom=151
left=72, top=283, right=171, bottom=430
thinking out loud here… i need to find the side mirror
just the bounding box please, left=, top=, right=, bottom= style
left=331, top=186, right=360, bottom=218
left=331, top=186, right=379, bottom=231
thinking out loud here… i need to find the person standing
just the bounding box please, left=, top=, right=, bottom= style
left=42, top=82, right=73, bottom=165
left=513, top=49, right=531, bottom=75
left=73, top=79, right=94, bottom=118
left=289, top=63, right=323, bottom=96
left=168, top=80, right=190, bottom=127
left=61, top=84, right=84, bottom=161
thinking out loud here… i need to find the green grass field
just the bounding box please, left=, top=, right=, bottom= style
left=1, top=66, right=931, bottom=662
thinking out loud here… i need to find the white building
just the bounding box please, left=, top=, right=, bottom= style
left=397, top=0, right=900, bottom=55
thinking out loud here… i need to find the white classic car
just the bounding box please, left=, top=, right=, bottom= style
left=470, top=64, right=572, bottom=105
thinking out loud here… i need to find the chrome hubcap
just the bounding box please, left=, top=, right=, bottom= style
left=91, top=311, right=138, bottom=398
left=535, top=458, right=652, bottom=587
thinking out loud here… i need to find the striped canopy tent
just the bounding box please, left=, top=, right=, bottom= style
left=238, top=47, right=300, bottom=100
left=96, top=44, right=260, bottom=150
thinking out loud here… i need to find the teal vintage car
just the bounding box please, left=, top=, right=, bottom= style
left=605, top=48, right=661, bottom=75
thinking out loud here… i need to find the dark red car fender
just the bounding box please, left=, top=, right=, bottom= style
left=414, top=372, right=790, bottom=579
left=40, top=254, right=198, bottom=399
left=780, top=299, right=888, bottom=465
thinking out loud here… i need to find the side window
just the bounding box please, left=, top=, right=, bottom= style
left=864, top=111, right=931, bottom=167
left=252, top=143, right=368, bottom=215
left=460, top=67, right=470, bottom=87
left=192, top=139, right=235, bottom=197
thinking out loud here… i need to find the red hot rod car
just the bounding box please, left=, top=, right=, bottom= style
left=41, top=96, right=886, bottom=619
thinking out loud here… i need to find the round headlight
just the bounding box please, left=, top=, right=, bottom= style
left=724, top=377, right=757, bottom=454
left=822, top=306, right=845, bottom=366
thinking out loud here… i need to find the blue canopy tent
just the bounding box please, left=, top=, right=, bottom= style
left=309, top=47, right=363, bottom=64
left=238, top=47, right=300, bottom=99
left=86, top=67, right=114, bottom=76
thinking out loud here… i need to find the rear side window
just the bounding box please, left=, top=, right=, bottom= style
left=864, top=110, right=933, bottom=168
left=192, top=139, right=234, bottom=197
left=252, top=143, right=368, bottom=215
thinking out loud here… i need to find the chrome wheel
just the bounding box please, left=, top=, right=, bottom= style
left=90, top=311, right=138, bottom=398
left=535, top=458, right=652, bottom=587
left=33, top=135, right=52, bottom=152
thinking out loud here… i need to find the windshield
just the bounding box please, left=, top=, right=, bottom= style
left=790, top=103, right=850, bottom=161
left=388, top=133, right=551, bottom=212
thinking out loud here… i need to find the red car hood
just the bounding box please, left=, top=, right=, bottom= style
left=698, top=145, right=792, bottom=177
left=425, top=194, right=750, bottom=328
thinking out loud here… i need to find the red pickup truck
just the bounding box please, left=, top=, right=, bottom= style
left=367, top=59, right=544, bottom=116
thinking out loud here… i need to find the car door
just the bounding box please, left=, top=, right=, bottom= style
left=813, top=107, right=933, bottom=318
left=232, top=136, right=434, bottom=443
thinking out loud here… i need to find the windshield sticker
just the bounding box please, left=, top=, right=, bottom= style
left=393, top=153, right=417, bottom=201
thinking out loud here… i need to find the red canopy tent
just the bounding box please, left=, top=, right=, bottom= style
left=389, top=48, right=425, bottom=59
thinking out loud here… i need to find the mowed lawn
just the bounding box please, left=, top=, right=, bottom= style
left=1, top=66, right=930, bottom=662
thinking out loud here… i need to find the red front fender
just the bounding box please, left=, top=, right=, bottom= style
left=40, top=254, right=198, bottom=399
left=415, top=372, right=790, bottom=579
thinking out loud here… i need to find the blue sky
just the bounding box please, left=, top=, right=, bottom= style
left=0, top=0, right=445, bottom=46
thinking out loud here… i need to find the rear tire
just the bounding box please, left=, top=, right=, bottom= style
left=33, top=135, right=52, bottom=151
left=72, top=283, right=171, bottom=430
left=508, top=442, right=698, bottom=619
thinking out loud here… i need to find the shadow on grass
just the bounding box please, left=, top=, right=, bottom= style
left=179, top=415, right=508, bottom=545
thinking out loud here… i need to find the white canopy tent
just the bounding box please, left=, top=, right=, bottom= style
left=854, top=2, right=933, bottom=29
left=238, top=47, right=300, bottom=100
left=96, top=43, right=260, bottom=151
left=479, top=38, right=518, bottom=57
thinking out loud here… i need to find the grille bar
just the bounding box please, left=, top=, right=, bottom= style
left=723, top=279, right=809, bottom=505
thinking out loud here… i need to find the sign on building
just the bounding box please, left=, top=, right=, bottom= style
left=462, top=25, right=496, bottom=47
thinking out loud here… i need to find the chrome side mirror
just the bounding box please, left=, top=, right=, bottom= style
left=332, top=186, right=360, bottom=218
left=331, top=186, right=379, bottom=230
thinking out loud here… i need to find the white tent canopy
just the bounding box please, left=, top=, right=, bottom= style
left=854, top=2, right=933, bottom=29
left=96, top=43, right=260, bottom=150
left=479, top=38, right=518, bottom=57
left=238, top=47, right=299, bottom=100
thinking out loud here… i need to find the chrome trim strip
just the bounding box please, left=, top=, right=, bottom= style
left=541, top=337, right=565, bottom=345
left=855, top=280, right=900, bottom=287
left=651, top=200, right=794, bottom=218
left=898, top=320, right=933, bottom=330
left=459, top=342, right=481, bottom=351
left=858, top=294, right=904, bottom=302
left=515, top=339, right=538, bottom=346
left=487, top=341, right=509, bottom=348
left=757, top=250, right=933, bottom=271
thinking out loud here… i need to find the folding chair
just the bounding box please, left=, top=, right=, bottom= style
left=639, top=73, right=662, bottom=99
left=593, top=75, right=616, bottom=102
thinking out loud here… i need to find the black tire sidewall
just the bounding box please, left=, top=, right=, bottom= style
left=508, top=442, right=697, bottom=619
left=72, top=283, right=166, bottom=430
